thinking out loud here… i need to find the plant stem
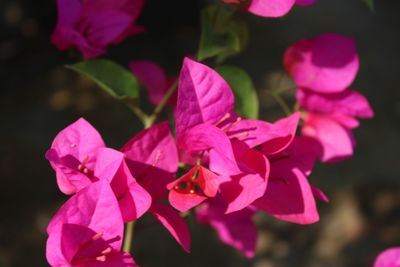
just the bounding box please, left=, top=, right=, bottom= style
left=123, top=221, right=135, bottom=253
left=267, top=91, right=292, bottom=116
left=122, top=79, right=179, bottom=253
left=124, top=99, right=150, bottom=127
left=146, top=79, right=178, bottom=127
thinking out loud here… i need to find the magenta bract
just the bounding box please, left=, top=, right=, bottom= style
left=51, top=0, right=144, bottom=59
left=284, top=33, right=359, bottom=93
left=374, top=247, right=400, bottom=267
left=46, top=180, right=137, bottom=267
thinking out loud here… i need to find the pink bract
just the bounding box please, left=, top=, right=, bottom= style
left=46, top=180, right=137, bottom=267
left=196, top=198, right=257, bottom=258
left=94, top=148, right=152, bottom=222
left=45, top=118, right=105, bottom=195
left=297, top=88, right=374, bottom=119
left=121, top=122, right=191, bottom=252
left=129, top=60, right=177, bottom=106
left=284, top=33, right=359, bottom=93
left=297, top=88, right=373, bottom=162
left=254, top=137, right=325, bottom=224
left=51, top=0, right=144, bottom=59
left=374, top=247, right=400, bottom=267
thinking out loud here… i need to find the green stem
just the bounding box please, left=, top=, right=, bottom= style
left=124, top=99, right=150, bottom=127
left=122, top=78, right=179, bottom=253
left=123, top=221, right=135, bottom=253
left=267, top=91, right=292, bottom=116
left=146, top=79, right=178, bottom=127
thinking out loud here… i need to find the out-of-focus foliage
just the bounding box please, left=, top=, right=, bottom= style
left=67, top=60, right=140, bottom=100
left=216, top=65, right=259, bottom=119
left=198, top=4, right=248, bottom=63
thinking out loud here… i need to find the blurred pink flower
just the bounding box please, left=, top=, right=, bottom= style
left=222, top=0, right=318, bottom=18
left=196, top=198, right=257, bottom=258
left=374, top=247, right=400, bottom=267
left=297, top=88, right=374, bottom=162
left=46, top=180, right=137, bottom=267
left=284, top=33, right=359, bottom=93
left=129, top=60, right=177, bottom=106
left=51, top=0, right=144, bottom=59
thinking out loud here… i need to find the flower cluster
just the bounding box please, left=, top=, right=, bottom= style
left=46, top=0, right=376, bottom=266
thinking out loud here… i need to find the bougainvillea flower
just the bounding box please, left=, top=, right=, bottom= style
left=168, top=165, right=220, bottom=212
left=129, top=60, right=177, bottom=106
left=219, top=140, right=269, bottom=214
left=121, top=122, right=190, bottom=252
left=196, top=198, right=257, bottom=258
left=46, top=180, right=137, bottom=267
left=45, top=118, right=105, bottom=195
left=94, top=148, right=151, bottom=222
left=175, top=58, right=300, bottom=172
left=222, top=0, right=318, bottom=18
left=254, top=136, right=327, bottom=224
left=284, top=33, right=359, bottom=93
left=173, top=58, right=301, bottom=213
left=121, top=122, right=179, bottom=199
left=297, top=88, right=374, bottom=162
left=149, top=202, right=191, bottom=253
left=51, top=0, right=144, bottom=59
left=374, top=247, right=400, bottom=267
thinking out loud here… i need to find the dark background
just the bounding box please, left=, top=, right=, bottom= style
left=1, top=0, right=400, bottom=266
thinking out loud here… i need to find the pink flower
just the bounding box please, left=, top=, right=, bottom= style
left=254, top=136, right=328, bottom=224
left=297, top=88, right=374, bottom=162
left=167, top=165, right=219, bottom=212
left=45, top=118, right=105, bottom=195
left=121, top=122, right=191, bottom=252
left=172, top=58, right=300, bottom=214
left=94, top=148, right=152, bottom=222
left=46, top=180, right=137, bottom=267
left=129, top=60, right=177, bottom=106
left=222, top=0, right=318, bottom=18
left=284, top=33, right=359, bottom=93
left=51, top=0, right=144, bottom=59
left=196, top=198, right=257, bottom=258
left=374, top=247, right=400, bottom=267
left=46, top=118, right=152, bottom=222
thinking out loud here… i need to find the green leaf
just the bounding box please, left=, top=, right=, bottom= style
left=66, top=59, right=140, bottom=100
left=363, top=0, right=374, bottom=11
left=216, top=65, right=258, bottom=119
left=198, top=5, right=249, bottom=63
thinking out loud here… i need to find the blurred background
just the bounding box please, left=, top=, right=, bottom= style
left=1, top=0, right=400, bottom=266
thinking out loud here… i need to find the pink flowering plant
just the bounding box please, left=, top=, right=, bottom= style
left=45, top=0, right=380, bottom=266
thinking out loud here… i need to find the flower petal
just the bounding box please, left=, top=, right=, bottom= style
left=374, top=247, right=400, bottom=267
left=284, top=33, right=359, bottom=93
left=196, top=200, right=257, bottom=258
left=46, top=181, right=123, bottom=266
left=254, top=160, right=319, bottom=224
left=302, top=113, right=355, bottom=162
left=248, top=0, right=296, bottom=18
left=175, top=58, right=234, bottom=141
left=129, top=60, right=169, bottom=105
left=149, top=202, right=191, bottom=253
left=121, top=122, right=179, bottom=199
left=45, top=118, right=105, bottom=194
